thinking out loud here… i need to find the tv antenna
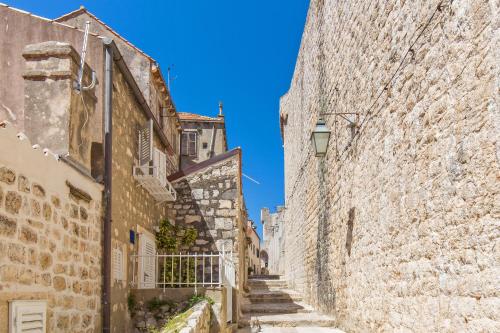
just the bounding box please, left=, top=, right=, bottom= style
left=74, top=21, right=96, bottom=92
left=167, top=65, right=178, bottom=91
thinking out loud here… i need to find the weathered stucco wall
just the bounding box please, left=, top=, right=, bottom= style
left=180, top=121, right=227, bottom=169
left=0, top=124, right=103, bottom=333
left=281, top=0, right=499, bottom=332
left=0, top=4, right=104, bottom=143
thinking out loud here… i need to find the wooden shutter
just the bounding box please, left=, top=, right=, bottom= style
left=188, top=132, right=197, bottom=156
left=181, top=132, right=188, bottom=156
left=153, top=148, right=167, bottom=187
left=113, top=248, right=124, bottom=281
left=138, top=119, right=153, bottom=166
left=139, top=234, right=156, bottom=289
left=9, top=301, right=47, bottom=333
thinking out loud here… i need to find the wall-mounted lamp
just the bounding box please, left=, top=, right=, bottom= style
left=311, top=118, right=331, bottom=157
left=312, top=111, right=359, bottom=157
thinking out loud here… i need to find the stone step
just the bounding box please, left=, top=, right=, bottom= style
left=248, top=280, right=288, bottom=289
left=242, top=302, right=312, bottom=315
left=239, top=312, right=337, bottom=328
left=238, top=327, right=344, bottom=333
left=249, top=296, right=303, bottom=303
left=249, top=274, right=281, bottom=280
left=249, top=290, right=303, bottom=303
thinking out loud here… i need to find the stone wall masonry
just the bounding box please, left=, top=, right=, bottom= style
left=168, top=155, right=241, bottom=254
left=281, top=0, right=499, bottom=332
left=178, top=300, right=211, bottom=333
left=110, top=61, right=174, bottom=333
left=0, top=123, right=103, bottom=333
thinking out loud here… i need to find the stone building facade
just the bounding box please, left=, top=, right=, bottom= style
left=56, top=6, right=181, bottom=173
left=0, top=5, right=181, bottom=332
left=280, top=0, right=499, bottom=332
left=0, top=123, right=103, bottom=333
left=168, top=149, right=242, bottom=252
left=167, top=148, right=247, bottom=322
left=178, top=109, right=228, bottom=169
left=260, top=206, right=285, bottom=276
left=246, top=220, right=261, bottom=275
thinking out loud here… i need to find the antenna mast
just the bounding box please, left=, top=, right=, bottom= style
left=75, top=21, right=96, bottom=92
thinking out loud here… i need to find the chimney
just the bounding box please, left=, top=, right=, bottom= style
left=22, top=41, right=96, bottom=171
left=218, top=101, right=224, bottom=117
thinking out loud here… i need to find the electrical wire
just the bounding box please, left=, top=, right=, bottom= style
left=285, top=0, right=452, bottom=203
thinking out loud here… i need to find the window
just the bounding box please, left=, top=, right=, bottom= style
left=181, top=132, right=197, bottom=157
left=202, top=142, right=208, bottom=149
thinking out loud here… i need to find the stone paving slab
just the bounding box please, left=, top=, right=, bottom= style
left=240, top=312, right=337, bottom=327
left=237, top=327, right=345, bottom=333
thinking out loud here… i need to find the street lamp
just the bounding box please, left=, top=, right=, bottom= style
left=311, top=118, right=331, bottom=157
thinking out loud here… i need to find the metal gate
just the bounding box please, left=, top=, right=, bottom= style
left=221, top=246, right=235, bottom=323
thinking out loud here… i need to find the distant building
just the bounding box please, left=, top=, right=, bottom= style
left=246, top=220, right=261, bottom=275
left=178, top=102, right=228, bottom=169
left=261, top=206, right=285, bottom=275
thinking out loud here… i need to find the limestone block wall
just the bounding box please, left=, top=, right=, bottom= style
left=281, top=0, right=499, bottom=332
left=110, top=61, right=174, bottom=333
left=0, top=124, right=103, bottom=333
left=168, top=154, right=242, bottom=254
left=167, top=151, right=246, bottom=300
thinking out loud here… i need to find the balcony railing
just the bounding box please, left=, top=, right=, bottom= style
left=131, top=249, right=235, bottom=293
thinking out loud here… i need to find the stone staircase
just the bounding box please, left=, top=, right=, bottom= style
left=238, top=278, right=342, bottom=332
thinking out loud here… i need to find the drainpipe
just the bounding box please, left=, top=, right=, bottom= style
left=102, top=38, right=113, bottom=333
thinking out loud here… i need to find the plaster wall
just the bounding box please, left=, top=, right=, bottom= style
left=180, top=121, right=227, bottom=169
left=0, top=5, right=104, bottom=144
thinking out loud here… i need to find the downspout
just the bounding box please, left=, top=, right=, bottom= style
left=102, top=38, right=113, bottom=333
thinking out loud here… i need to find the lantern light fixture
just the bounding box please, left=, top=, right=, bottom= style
left=311, top=118, right=331, bottom=157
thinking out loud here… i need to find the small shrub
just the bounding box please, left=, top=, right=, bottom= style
left=127, top=293, right=137, bottom=315
left=146, top=297, right=174, bottom=312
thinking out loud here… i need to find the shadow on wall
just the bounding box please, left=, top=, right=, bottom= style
left=315, top=158, right=335, bottom=312
left=172, top=179, right=219, bottom=252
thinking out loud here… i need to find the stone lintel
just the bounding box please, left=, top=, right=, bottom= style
left=22, top=41, right=80, bottom=63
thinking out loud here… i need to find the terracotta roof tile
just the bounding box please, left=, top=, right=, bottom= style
left=177, top=112, right=224, bottom=123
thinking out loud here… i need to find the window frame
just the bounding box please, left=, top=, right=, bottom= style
left=181, top=130, right=198, bottom=157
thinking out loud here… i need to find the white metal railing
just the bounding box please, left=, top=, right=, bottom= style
left=131, top=247, right=235, bottom=294
left=133, top=164, right=177, bottom=202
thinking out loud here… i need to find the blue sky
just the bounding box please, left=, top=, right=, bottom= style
left=5, top=0, right=309, bottom=240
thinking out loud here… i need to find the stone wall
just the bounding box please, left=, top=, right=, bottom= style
left=179, top=300, right=211, bottom=333
left=281, top=0, right=499, bottom=332
left=110, top=61, right=174, bottom=333
left=167, top=150, right=245, bottom=322
left=168, top=152, right=242, bottom=255
left=0, top=124, right=103, bottom=333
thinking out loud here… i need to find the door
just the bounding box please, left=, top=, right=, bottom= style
left=138, top=233, right=156, bottom=289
